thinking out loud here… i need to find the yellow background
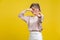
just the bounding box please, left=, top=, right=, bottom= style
left=0, top=0, right=60, bottom=40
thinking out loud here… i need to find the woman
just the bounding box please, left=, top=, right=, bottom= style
left=18, top=3, right=44, bottom=40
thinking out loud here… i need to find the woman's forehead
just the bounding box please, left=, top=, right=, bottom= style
left=31, top=6, right=39, bottom=9
left=32, top=5, right=39, bottom=8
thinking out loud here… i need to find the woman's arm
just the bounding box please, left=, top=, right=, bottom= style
left=18, top=10, right=28, bottom=22
left=37, top=13, right=44, bottom=23
left=37, top=13, right=44, bottom=32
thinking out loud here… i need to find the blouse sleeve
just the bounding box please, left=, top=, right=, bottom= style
left=38, top=14, right=44, bottom=32
left=41, top=14, right=44, bottom=23
left=18, top=10, right=29, bottom=23
left=38, top=13, right=44, bottom=23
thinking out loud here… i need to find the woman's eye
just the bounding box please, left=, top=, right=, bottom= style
left=32, top=8, right=35, bottom=10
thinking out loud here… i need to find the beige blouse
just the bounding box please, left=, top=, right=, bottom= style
left=18, top=10, right=44, bottom=32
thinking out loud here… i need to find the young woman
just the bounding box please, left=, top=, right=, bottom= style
left=18, top=3, right=44, bottom=40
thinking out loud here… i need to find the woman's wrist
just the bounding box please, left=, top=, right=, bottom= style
left=26, top=8, right=32, bottom=11
left=21, top=9, right=32, bottom=14
left=37, top=14, right=41, bottom=18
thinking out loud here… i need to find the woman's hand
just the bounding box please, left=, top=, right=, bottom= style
left=35, top=12, right=41, bottom=17
left=26, top=8, right=33, bottom=11
left=39, top=28, right=43, bottom=32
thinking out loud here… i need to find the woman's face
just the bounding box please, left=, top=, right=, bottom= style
left=31, top=6, right=40, bottom=15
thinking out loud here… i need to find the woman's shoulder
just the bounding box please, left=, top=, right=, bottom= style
left=24, top=16, right=31, bottom=18
left=26, top=16, right=33, bottom=17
